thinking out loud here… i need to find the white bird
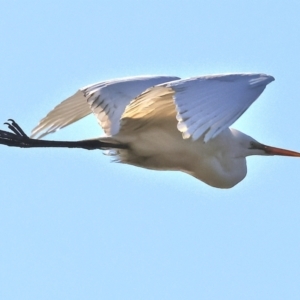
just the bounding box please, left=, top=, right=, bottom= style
left=1, top=73, right=300, bottom=188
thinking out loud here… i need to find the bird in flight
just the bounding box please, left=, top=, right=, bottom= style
left=1, top=73, right=299, bottom=188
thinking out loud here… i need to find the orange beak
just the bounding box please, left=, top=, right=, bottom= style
left=262, top=144, right=300, bottom=157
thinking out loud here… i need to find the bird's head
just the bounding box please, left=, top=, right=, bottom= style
left=231, top=129, right=300, bottom=158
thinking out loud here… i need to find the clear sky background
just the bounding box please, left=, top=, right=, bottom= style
left=1, top=1, right=300, bottom=299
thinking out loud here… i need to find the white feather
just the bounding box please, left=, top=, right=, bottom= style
left=31, top=75, right=179, bottom=138
left=120, top=73, right=274, bottom=142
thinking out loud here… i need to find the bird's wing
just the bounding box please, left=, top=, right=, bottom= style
left=120, top=73, right=274, bottom=142
left=31, top=75, right=180, bottom=138
left=85, top=76, right=179, bottom=137
left=31, top=90, right=91, bottom=138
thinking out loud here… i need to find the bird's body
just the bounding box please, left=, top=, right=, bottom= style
left=1, top=73, right=299, bottom=188
left=111, top=126, right=250, bottom=188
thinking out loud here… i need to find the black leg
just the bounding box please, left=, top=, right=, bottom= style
left=0, top=119, right=128, bottom=150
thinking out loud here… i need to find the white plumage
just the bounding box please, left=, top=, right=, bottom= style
left=6, top=73, right=300, bottom=188
left=31, top=76, right=179, bottom=138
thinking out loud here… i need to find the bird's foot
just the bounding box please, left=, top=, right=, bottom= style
left=4, top=119, right=28, bottom=137
left=0, top=119, right=31, bottom=148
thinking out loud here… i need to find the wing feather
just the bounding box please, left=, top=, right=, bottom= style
left=120, top=86, right=176, bottom=134
left=120, top=73, right=274, bottom=142
left=31, top=90, right=90, bottom=138
left=31, top=76, right=179, bottom=138
left=172, top=74, right=274, bottom=142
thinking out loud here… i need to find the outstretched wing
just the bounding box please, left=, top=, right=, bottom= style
left=31, top=75, right=179, bottom=138
left=120, top=73, right=274, bottom=142
left=31, top=90, right=90, bottom=138
left=86, top=76, right=179, bottom=136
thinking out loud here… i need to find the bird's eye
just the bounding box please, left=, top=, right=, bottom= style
left=249, top=141, right=255, bottom=149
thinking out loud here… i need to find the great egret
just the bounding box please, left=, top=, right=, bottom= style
left=1, top=73, right=299, bottom=188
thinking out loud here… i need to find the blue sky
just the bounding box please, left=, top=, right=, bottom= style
left=1, top=1, right=300, bottom=299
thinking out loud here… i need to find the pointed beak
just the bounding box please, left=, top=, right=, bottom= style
left=264, top=145, right=300, bottom=157
left=252, top=142, right=300, bottom=157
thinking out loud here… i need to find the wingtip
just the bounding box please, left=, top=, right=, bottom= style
left=265, top=74, right=275, bottom=83
left=249, top=74, right=275, bottom=88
